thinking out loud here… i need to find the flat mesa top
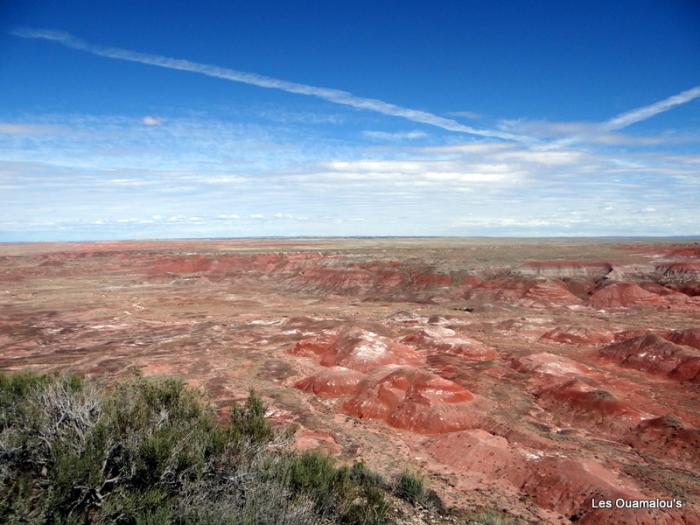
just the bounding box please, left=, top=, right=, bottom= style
left=0, top=237, right=694, bottom=257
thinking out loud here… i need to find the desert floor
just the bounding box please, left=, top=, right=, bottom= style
left=1, top=238, right=699, bottom=524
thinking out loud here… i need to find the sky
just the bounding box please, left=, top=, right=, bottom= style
left=0, top=0, right=699, bottom=241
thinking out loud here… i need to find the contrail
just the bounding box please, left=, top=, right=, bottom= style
left=539, top=85, right=700, bottom=150
left=12, top=28, right=521, bottom=141
left=603, top=85, right=700, bottom=131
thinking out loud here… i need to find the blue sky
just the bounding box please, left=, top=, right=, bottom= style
left=1, top=0, right=699, bottom=240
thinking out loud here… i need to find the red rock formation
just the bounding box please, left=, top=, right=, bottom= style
left=656, top=262, right=700, bottom=278
left=624, top=415, right=700, bottom=466
left=401, top=326, right=497, bottom=360
left=521, top=261, right=613, bottom=279
left=294, top=366, right=365, bottom=397
left=510, top=456, right=690, bottom=524
left=599, top=334, right=700, bottom=381
left=639, top=282, right=685, bottom=296
left=523, top=280, right=583, bottom=307
left=535, top=378, right=644, bottom=433
left=288, top=328, right=423, bottom=372
left=541, top=326, right=615, bottom=344
left=467, top=276, right=582, bottom=307
left=666, top=328, right=700, bottom=350
left=341, top=366, right=478, bottom=433
left=512, top=352, right=589, bottom=378
left=288, top=335, right=336, bottom=359
left=589, top=282, right=665, bottom=308
left=613, top=328, right=658, bottom=342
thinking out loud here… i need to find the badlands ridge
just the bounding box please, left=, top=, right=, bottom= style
left=1, top=238, right=699, bottom=523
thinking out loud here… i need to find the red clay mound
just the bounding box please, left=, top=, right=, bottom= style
left=523, top=280, right=583, bottom=307
left=535, top=379, right=643, bottom=433
left=624, top=415, right=700, bottom=466
left=639, top=282, right=686, bottom=296
left=512, top=352, right=589, bottom=378
left=589, top=282, right=665, bottom=308
left=599, top=334, right=700, bottom=381
left=428, top=432, right=695, bottom=524
left=540, top=326, right=614, bottom=344
left=671, top=283, right=700, bottom=297
left=509, top=456, right=631, bottom=519
left=288, top=335, right=336, bottom=358
left=401, top=326, right=497, bottom=360
left=667, top=328, right=700, bottom=350
left=341, top=366, right=478, bottom=433
left=669, top=356, right=700, bottom=382
left=511, top=456, right=691, bottom=524
left=294, top=366, right=365, bottom=398
left=426, top=429, right=519, bottom=486
left=655, top=263, right=700, bottom=297
left=613, top=328, right=658, bottom=342
left=467, top=276, right=582, bottom=307
left=656, top=261, right=700, bottom=278
left=288, top=328, right=422, bottom=372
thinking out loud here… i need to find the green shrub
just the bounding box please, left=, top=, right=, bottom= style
left=394, top=470, right=425, bottom=504
left=228, top=390, right=274, bottom=446
left=0, top=372, right=392, bottom=525
left=349, top=461, right=385, bottom=488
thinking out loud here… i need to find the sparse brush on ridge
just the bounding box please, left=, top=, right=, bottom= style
left=0, top=371, right=390, bottom=525
left=393, top=470, right=425, bottom=504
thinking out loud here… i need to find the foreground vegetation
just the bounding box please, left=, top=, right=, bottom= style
left=0, top=371, right=395, bottom=524
left=0, top=371, right=522, bottom=524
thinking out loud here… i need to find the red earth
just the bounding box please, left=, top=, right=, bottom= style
left=1, top=238, right=699, bottom=523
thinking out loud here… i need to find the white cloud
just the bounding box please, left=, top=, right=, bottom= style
left=495, top=149, right=585, bottom=165
left=273, top=212, right=309, bottom=220
left=420, top=142, right=510, bottom=155
left=142, top=116, right=162, bottom=126
left=107, top=178, right=152, bottom=186
left=1, top=100, right=698, bottom=238
left=362, top=130, right=427, bottom=141
left=198, top=175, right=248, bottom=184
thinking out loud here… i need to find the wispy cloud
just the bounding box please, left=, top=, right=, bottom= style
left=446, top=111, right=481, bottom=120
left=498, top=86, right=700, bottom=149
left=12, top=28, right=521, bottom=141
left=0, top=123, right=62, bottom=135
left=604, top=86, right=700, bottom=131
left=362, top=130, right=427, bottom=141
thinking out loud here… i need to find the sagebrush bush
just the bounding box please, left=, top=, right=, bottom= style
left=0, top=371, right=389, bottom=525
left=394, top=469, right=425, bottom=504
